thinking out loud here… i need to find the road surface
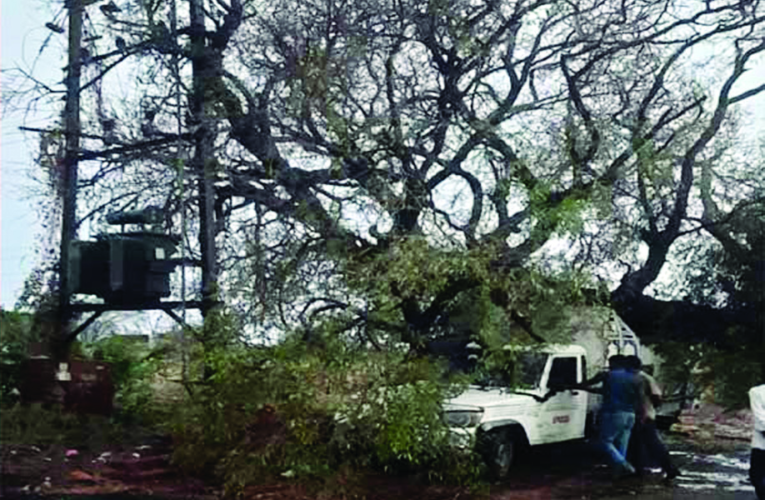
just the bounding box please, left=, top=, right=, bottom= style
left=484, top=433, right=757, bottom=499
left=1, top=432, right=758, bottom=499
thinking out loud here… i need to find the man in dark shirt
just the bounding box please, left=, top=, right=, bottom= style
left=579, top=354, right=642, bottom=478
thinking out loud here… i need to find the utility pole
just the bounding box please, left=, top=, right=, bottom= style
left=57, top=0, right=83, bottom=359
left=189, top=0, right=217, bottom=316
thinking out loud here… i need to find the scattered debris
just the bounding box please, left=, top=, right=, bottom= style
left=68, top=470, right=98, bottom=483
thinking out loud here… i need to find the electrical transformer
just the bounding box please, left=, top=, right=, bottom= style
left=68, top=207, right=180, bottom=305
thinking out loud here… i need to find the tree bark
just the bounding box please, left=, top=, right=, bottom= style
left=189, top=0, right=217, bottom=315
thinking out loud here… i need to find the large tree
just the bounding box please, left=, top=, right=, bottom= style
left=16, top=0, right=765, bottom=360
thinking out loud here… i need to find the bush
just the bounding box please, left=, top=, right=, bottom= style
left=651, top=339, right=765, bottom=410
left=0, top=309, right=37, bottom=406
left=169, top=332, right=477, bottom=493
left=82, top=335, right=168, bottom=424
left=0, top=403, right=134, bottom=449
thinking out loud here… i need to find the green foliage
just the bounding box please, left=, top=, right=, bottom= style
left=634, top=136, right=674, bottom=196
left=0, top=309, right=37, bottom=405
left=697, top=341, right=764, bottom=409
left=169, top=331, right=476, bottom=492
left=470, top=347, right=515, bottom=387
left=197, top=307, right=239, bottom=349
left=504, top=267, right=594, bottom=341
left=83, top=335, right=166, bottom=424
left=651, top=339, right=764, bottom=410
left=649, top=340, right=703, bottom=387
left=0, top=403, right=142, bottom=449
left=342, top=234, right=595, bottom=354
left=652, top=204, right=765, bottom=399
left=346, top=236, right=502, bottom=343
left=362, top=236, right=492, bottom=299
left=528, top=180, right=588, bottom=238
left=13, top=278, right=60, bottom=354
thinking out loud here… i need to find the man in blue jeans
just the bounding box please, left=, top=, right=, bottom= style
left=579, top=355, right=642, bottom=478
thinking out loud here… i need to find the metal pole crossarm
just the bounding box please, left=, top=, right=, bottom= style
left=69, top=301, right=208, bottom=313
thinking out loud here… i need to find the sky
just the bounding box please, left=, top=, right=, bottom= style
left=1, top=0, right=63, bottom=309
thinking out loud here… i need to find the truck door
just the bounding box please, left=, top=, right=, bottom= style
left=540, top=356, right=588, bottom=442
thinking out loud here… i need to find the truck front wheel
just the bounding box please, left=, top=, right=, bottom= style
left=481, top=429, right=516, bottom=480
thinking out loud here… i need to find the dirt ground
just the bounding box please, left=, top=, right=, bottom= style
left=0, top=437, right=214, bottom=499
left=0, top=432, right=757, bottom=499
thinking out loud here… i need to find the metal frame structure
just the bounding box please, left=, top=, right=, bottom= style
left=57, top=0, right=217, bottom=351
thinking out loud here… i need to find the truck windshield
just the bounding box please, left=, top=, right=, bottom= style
left=517, top=353, right=548, bottom=389
left=473, top=352, right=549, bottom=389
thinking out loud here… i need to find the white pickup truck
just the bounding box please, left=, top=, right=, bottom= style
left=443, top=308, right=663, bottom=478
left=444, top=344, right=591, bottom=478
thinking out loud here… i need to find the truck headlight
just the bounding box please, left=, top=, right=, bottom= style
left=445, top=410, right=483, bottom=428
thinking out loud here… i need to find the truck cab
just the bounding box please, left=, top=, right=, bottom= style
left=444, top=344, right=589, bottom=478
